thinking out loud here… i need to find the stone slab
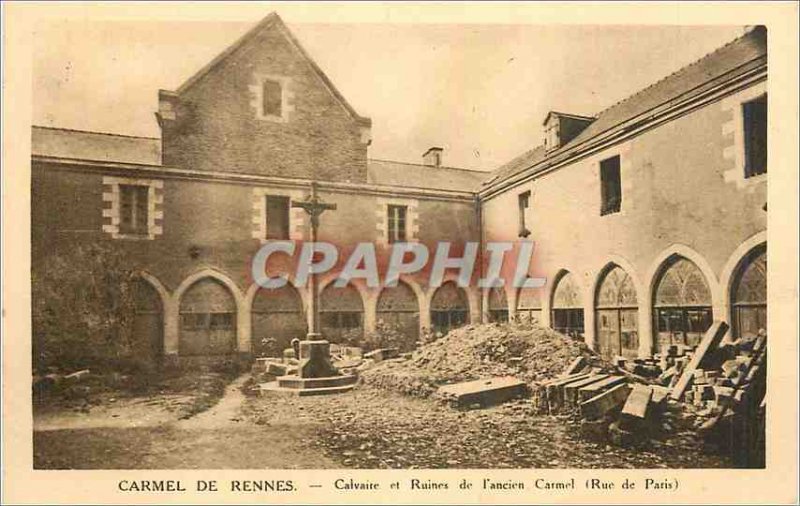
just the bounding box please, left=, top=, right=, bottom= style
left=437, top=377, right=528, bottom=408
left=580, top=383, right=632, bottom=420
left=564, top=375, right=609, bottom=406
left=578, top=375, right=627, bottom=402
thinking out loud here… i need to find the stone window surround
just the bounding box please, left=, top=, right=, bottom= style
left=102, top=176, right=163, bottom=240
left=722, top=82, right=768, bottom=190
left=376, top=197, right=420, bottom=246
left=249, top=74, right=294, bottom=123
left=251, top=187, right=304, bottom=242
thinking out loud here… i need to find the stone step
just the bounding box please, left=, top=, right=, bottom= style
left=276, top=374, right=358, bottom=389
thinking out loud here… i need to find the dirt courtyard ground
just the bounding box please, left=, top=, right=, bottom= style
left=33, top=373, right=730, bottom=469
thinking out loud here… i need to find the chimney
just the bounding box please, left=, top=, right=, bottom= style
left=422, top=147, right=443, bottom=167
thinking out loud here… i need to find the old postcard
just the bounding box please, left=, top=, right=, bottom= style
left=3, top=1, right=798, bottom=504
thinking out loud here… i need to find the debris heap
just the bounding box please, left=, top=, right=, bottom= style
left=361, top=322, right=610, bottom=398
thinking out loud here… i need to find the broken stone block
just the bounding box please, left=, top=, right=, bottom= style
left=713, top=386, right=735, bottom=402
left=650, top=386, right=670, bottom=410
left=579, top=383, right=631, bottom=420
left=621, top=384, right=653, bottom=420
left=563, top=356, right=587, bottom=376
left=684, top=390, right=695, bottom=404
left=364, top=348, right=400, bottom=363
left=613, top=356, right=627, bottom=368
left=670, top=321, right=729, bottom=400
left=721, top=359, right=741, bottom=378
left=697, top=384, right=715, bottom=401
left=578, top=375, right=627, bottom=403
left=564, top=375, right=609, bottom=406
left=437, top=377, right=528, bottom=408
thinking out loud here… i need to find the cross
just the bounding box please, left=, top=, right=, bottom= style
left=292, top=181, right=337, bottom=336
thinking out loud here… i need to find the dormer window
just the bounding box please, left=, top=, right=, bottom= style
left=262, top=79, right=282, bottom=118
left=545, top=120, right=559, bottom=151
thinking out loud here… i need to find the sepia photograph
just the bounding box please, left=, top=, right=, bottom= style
left=3, top=2, right=799, bottom=504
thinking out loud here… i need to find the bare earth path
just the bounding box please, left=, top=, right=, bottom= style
left=34, top=374, right=728, bottom=469
left=33, top=373, right=340, bottom=469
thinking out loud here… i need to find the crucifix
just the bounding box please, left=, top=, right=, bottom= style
left=292, top=181, right=337, bottom=336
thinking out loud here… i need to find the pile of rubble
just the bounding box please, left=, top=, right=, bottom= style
left=533, top=321, right=767, bottom=464
left=361, top=322, right=609, bottom=398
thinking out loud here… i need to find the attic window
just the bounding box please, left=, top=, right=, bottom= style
left=262, top=79, right=283, bottom=118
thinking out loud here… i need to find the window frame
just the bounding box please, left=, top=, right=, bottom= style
left=743, top=93, right=767, bottom=179
left=262, top=78, right=283, bottom=119
left=599, top=155, right=622, bottom=216
left=118, top=184, right=150, bottom=235
left=518, top=191, right=531, bottom=237
left=387, top=204, right=408, bottom=244
left=265, top=195, right=291, bottom=240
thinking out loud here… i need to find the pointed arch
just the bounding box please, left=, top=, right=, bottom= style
left=649, top=250, right=715, bottom=352
left=594, top=263, right=639, bottom=359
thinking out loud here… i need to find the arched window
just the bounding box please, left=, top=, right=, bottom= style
left=430, top=281, right=470, bottom=336
left=487, top=287, right=509, bottom=323
left=595, top=265, right=638, bottom=359
left=516, top=287, right=542, bottom=325
left=179, top=278, right=237, bottom=356
left=252, top=284, right=307, bottom=357
left=732, top=245, right=766, bottom=340
left=653, top=257, right=712, bottom=351
left=551, top=271, right=584, bottom=337
left=320, top=283, right=364, bottom=343
left=377, top=281, right=420, bottom=344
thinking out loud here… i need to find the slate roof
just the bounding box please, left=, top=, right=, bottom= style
left=31, top=126, right=161, bottom=166
left=489, top=26, right=767, bottom=187
left=367, top=159, right=490, bottom=192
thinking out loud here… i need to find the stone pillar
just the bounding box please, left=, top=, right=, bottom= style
left=467, top=287, right=481, bottom=324
left=363, top=290, right=378, bottom=334
left=638, top=303, right=654, bottom=359
left=419, top=291, right=432, bottom=335
left=237, top=303, right=251, bottom=354
left=163, top=298, right=180, bottom=355
left=481, top=289, right=491, bottom=323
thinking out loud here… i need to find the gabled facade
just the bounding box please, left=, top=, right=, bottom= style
left=157, top=13, right=372, bottom=182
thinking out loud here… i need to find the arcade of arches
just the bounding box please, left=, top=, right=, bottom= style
left=142, top=241, right=765, bottom=360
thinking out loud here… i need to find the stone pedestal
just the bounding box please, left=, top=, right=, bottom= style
left=258, top=337, right=358, bottom=396
left=298, top=340, right=339, bottom=379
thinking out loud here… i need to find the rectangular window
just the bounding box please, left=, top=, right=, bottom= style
left=743, top=94, right=767, bottom=178
left=600, top=155, right=622, bottom=216
left=119, top=184, right=149, bottom=234
left=387, top=205, right=407, bottom=243
left=262, top=79, right=283, bottom=118
left=518, top=191, right=531, bottom=237
left=265, top=195, right=290, bottom=240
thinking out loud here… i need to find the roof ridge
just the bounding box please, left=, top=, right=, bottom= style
left=172, top=12, right=371, bottom=126
left=369, top=158, right=488, bottom=174
left=591, top=26, right=760, bottom=121
left=32, top=125, right=160, bottom=141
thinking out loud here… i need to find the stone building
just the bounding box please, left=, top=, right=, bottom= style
left=31, top=14, right=767, bottom=364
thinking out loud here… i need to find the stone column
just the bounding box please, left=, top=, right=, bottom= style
left=163, top=298, right=180, bottom=355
